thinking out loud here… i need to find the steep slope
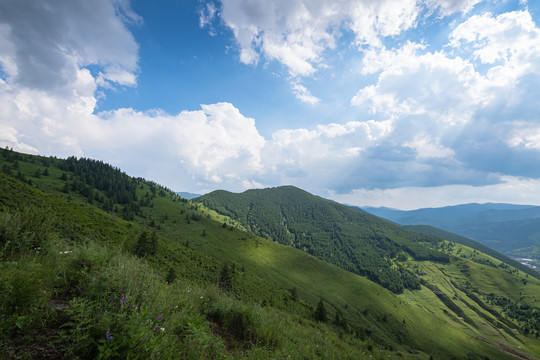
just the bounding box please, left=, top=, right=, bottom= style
left=196, top=186, right=449, bottom=294
left=403, top=225, right=540, bottom=279
left=363, top=203, right=540, bottom=266
left=2, top=148, right=540, bottom=359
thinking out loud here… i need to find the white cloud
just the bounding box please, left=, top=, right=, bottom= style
left=213, top=0, right=483, bottom=103
left=425, top=0, right=482, bottom=17
left=448, top=10, right=540, bottom=95
left=352, top=43, right=484, bottom=127
left=199, top=2, right=218, bottom=35
left=507, top=123, right=540, bottom=150
left=404, top=133, right=455, bottom=159
left=290, top=80, right=320, bottom=105
left=0, top=0, right=139, bottom=92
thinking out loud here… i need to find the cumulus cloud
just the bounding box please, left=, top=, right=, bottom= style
left=347, top=8, right=540, bottom=191
left=0, top=0, right=140, bottom=91
left=208, top=0, right=483, bottom=103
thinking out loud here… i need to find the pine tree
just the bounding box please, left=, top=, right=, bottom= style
left=165, top=267, right=176, bottom=284
left=135, top=231, right=149, bottom=257
left=219, top=264, right=233, bottom=291
left=150, top=231, right=158, bottom=255
left=315, top=299, right=327, bottom=322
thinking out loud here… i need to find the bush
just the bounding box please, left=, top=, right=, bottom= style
left=0, top=207, right=56, bottom=256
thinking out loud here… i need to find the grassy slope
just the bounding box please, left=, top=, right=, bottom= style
left=195, top=186, right=540, bottom=358
left=1, top=149, right=540, bottom=359
left=404, top=225, right=540, bottom=279
left=362, top=204, right=540, bottom=262
left=0, top=164, right=381, bottom=359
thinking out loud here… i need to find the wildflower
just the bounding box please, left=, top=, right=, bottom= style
left=121, top=295, right=126, bottom=305
left=105, top=330, right=113, bottom=341
left=157, top=314, right=163, bottom=321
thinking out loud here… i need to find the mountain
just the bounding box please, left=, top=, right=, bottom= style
left=2, top=148, right=540, bottom=359
left=362, top=203, right=540, bottom=269
left=196, top=186, right=450, bottom=294
left=176, top=191, right=202, bottom=199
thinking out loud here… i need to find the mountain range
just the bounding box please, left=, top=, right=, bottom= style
left=1, top=147, right=539, bottom=359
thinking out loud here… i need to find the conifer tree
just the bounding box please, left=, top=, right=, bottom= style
left=135, top=231, right=149, bottom=257
left=219, top=263, right=233, bottom=291
left=150, top=231, right=158, bottom=255
left=315, top=298, right=327, bottom=322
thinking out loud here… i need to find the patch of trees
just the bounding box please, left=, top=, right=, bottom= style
left=60, top=157, right=138, bottom=205
left=486, top=293, right=540, bottom=336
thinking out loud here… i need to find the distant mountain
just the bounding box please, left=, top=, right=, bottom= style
left=361, top=203, right=540, bottom=268
left=176, top=191, right=202, bottom=199
left=196, top=186, right=450, bottom=294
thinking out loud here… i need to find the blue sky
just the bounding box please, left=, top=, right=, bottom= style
left=1, top=0, right=540, bottom=209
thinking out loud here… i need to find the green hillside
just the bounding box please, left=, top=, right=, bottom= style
left=1, top=148, right=540, bottom=359
left=362, top=204, right=540, bottom=267
left=196, top=187, right=450, bottom=294
left=404, top=225, right=540, bottom=279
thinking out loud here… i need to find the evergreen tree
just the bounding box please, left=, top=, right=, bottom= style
left=334, top=309, right=348, bottom=330
left=218, top=263, right=233, bottom=291
left=290, top=287, right=298, bottom=301
left=135, top=231, right=149, bottom=257
left=165, top=267, right=176, bottom=284
left=315, top=299, right=327, bottom=322
left=150, top=231, right=158, bottom=255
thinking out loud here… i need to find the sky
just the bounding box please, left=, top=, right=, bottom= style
left=1, top=0, right=540, bottom=210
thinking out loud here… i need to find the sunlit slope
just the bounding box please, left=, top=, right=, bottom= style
left=404, top=224, right=540, bottom=279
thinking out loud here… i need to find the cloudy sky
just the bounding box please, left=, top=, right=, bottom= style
left=1, top=0, right=540, bottom=209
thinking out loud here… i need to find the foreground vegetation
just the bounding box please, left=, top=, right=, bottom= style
left=1, top=148, right=540, bottom=359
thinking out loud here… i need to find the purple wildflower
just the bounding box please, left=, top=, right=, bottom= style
left=105, top=330, right=113, bottom=341
left=155, top=325, right=161, bottom=330
left=157, top=314, right=163, bottom=321
left=121, top=295, right=126, bottom=305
